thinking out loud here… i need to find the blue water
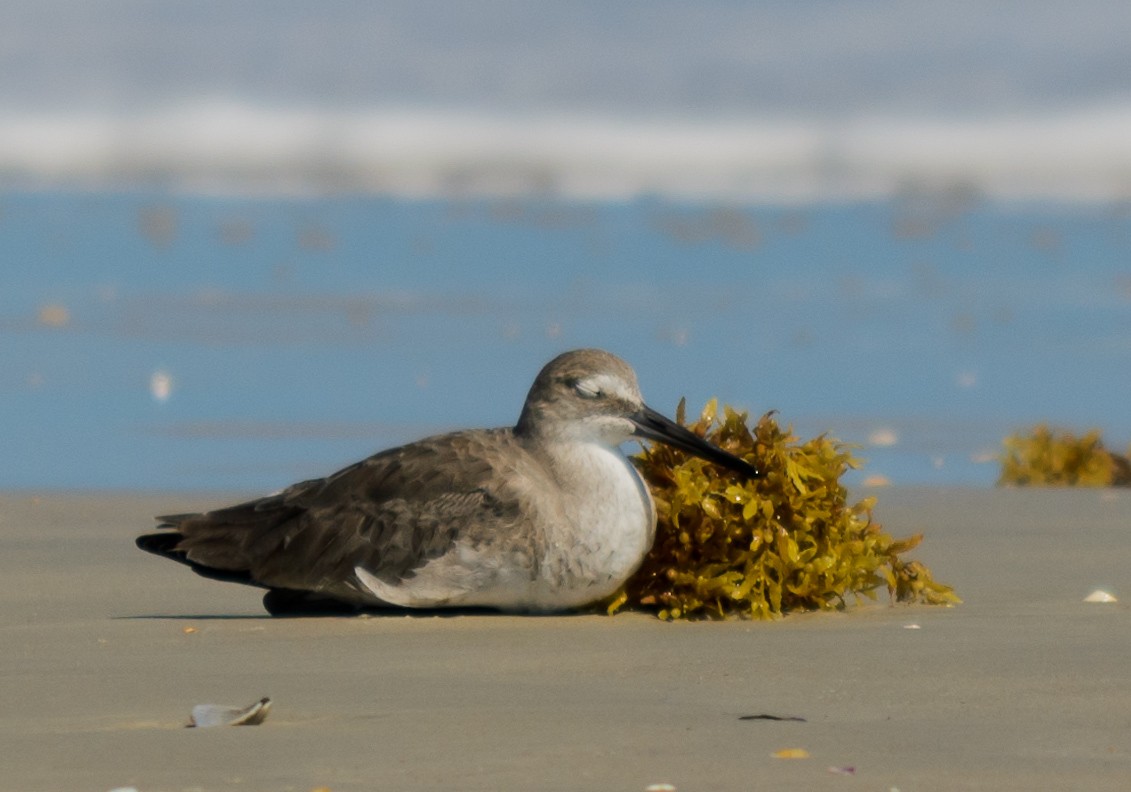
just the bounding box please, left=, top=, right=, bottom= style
left=2, top=189, right=1129, bottom=490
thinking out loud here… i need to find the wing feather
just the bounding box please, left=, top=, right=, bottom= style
left=153, top=429, right=531, bottom=601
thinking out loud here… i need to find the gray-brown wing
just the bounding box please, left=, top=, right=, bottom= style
left=159, top=429, right=530, bottom=600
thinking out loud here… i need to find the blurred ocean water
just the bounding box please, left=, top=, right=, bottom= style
left=3, top=189, right=1129, bottom=490
left=2, top=1, right=1130, bottom=489
left=4, top=2, right=1131, bottom=202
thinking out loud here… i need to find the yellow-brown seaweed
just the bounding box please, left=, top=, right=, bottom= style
left=998, top=424, right=1131, bottom=487
left=612, top=400, right=958, bottom=620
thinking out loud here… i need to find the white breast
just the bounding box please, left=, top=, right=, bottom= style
left=527, top=439, right=655, bottom=609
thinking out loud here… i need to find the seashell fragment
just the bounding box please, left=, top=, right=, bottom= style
left=188, top=697, right=271, bottom=728
left=1083, top=590, right=1117, bottom=603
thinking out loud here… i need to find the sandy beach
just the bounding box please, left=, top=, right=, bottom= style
left=1, top=488, right=1129, bottom=791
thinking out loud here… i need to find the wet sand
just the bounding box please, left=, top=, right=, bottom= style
left=1, top=488, right=1129, bottom=791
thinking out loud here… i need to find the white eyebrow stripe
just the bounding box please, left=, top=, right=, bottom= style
left=576, top=373, right=632, bottom=400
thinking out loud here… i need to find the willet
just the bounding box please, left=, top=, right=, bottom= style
left=137, top=349, right=759, bottom=614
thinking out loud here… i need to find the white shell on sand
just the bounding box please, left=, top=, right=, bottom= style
left=1083, top=590, right=1117, bottom=603
left=188, top=697, right=271, bottom=727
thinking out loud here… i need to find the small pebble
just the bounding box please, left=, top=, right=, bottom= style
left=150, top=370, right=173, bottom=402
left=867, top=428, right=899, bottom=447
left=37, top=304, right=71, bottom=327
left=772, top=748, right=810, bottom=759
left=1084, top=590, right=1117, bottom=603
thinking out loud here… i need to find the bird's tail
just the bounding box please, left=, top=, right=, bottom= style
left=135, top=526, right=268, bottom=589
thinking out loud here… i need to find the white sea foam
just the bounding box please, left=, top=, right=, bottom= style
left=2, top=102, right=1131, bottom=202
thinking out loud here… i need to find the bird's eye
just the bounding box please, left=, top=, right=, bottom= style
left=570, top=379, right=602, bottom=399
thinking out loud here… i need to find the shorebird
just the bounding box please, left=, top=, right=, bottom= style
left=137, top=349, right=759, bottom=614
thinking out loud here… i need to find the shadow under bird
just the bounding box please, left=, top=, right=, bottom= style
left=137, top=349, right=759, bottom=614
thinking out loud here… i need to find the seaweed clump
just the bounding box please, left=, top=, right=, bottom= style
left=998, top=425, right=1131, bottom=487
left=611, top=400, right=958, bottom=620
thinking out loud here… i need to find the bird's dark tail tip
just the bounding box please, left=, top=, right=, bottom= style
left=135, top=530, right=266, bottom=589
left=136, top=531, right=186, bottom=560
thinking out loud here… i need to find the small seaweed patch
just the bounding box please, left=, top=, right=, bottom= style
left=999, top=424, right=1131, bottom=487
left=610, top=400, right=958, bottom=620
